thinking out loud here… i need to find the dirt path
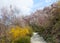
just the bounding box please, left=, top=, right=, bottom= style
left=31, top=33, right=47, bottom=43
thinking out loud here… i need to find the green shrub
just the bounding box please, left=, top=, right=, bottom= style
left=14, top=36, right=31, bottom=43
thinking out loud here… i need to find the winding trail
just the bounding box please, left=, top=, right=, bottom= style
left=31, top=32, right=47, bottom=43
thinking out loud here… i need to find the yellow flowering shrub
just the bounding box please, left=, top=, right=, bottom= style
left=9, top=26, right=33, bottom=40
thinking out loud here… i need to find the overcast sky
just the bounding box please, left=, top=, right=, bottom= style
left=0, top=0, right=57, bottom=15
